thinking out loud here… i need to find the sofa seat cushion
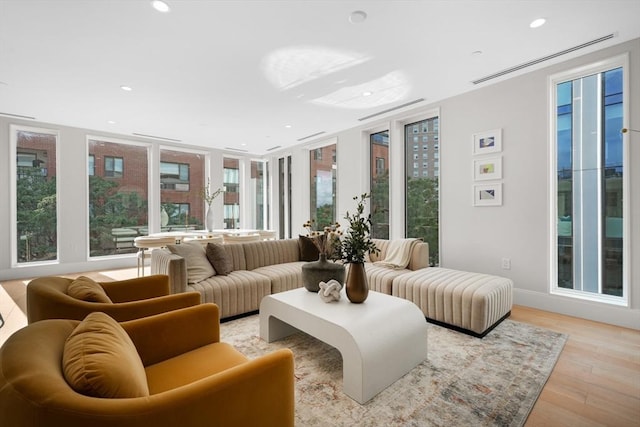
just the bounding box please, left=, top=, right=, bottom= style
left=188, top=271, right=271, bottom=319
left=392, top=267, right=513, bottom=337
left=346, top=263, right=412, bottom=294
left=63, top=312, right=149, bottom=398
left=252, top=261, right=307, bottom=294
left=145, top=342, right=248, bottom=394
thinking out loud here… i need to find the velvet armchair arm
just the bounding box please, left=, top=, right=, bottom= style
left=100, top=274, right=170, bottom=301
left=26, top=276, right=201, bottom=323
left=122, top=303, right=220, bottom=366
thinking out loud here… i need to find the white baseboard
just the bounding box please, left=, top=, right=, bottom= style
left=514, top=288, right=640, bottom=330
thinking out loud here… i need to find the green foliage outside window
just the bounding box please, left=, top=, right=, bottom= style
left=16, top=168, right=57, bottom=262
left=89, top=175, right=147, bottom=256
left=406, top=176, right=439, bottom=266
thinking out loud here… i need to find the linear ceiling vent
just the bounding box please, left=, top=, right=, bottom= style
left=0, top=112, right=36, bottom=120
left=297, top=131, right=326, bottom=142
left=225, top=147, right=249, bottom=153
left=266, top=145, right=282, bottom=151
left=132, top=132, right=182, bottom=143
left=358, top=98, right=426, bottom=121
left=472, top=33, right=615, bottom=85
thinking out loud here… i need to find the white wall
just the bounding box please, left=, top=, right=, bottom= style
left=278, top=38, right=640, bottom=329
left=1, top=38, right=638, bottom=329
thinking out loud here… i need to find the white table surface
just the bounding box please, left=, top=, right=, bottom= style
left=259, top=287, right=428, bottom=403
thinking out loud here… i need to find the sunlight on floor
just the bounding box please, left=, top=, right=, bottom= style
left=0, top=284, right=27, bottom=346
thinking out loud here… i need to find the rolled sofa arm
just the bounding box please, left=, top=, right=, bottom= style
left=151, top=249, right=188, bottom=294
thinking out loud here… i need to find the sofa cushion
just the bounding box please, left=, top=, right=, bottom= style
left=146, top=342, right=248, bottom=394
left=298, top=235, right=320, bottom=261
left=67, top=276, right=113, bottom=303
left=168, top=242, right=215, bottom=283
left=206, top=242, right=233, bottom=276
left=62, top=312, right=149, bottom=398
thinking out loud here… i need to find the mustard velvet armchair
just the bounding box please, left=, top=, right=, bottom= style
left=0, top=303, right=295, bottom=427
left=27, top=274, right=201, bottom=323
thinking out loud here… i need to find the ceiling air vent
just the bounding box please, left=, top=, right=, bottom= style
left=472, top=34, right=616, bottom=85
left=266, top=145, right=282, bottom=151
left=132, top=132, right=181, bottom=142
left=0, top=112, right=36, bottom=120
left=358, top=98, right=426, bottom=121
left=224, top=147, right=249, bottom=153
left=297, top=131, right=326, bottom=142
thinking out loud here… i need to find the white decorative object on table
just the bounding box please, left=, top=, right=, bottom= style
left=318, top=280, right=341, bottom=303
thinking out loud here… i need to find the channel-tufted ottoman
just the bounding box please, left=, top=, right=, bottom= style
left=392, top=267, right=513, bottom=337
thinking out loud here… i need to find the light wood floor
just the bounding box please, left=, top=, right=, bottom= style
left=1, top=268, right=639, bottom=426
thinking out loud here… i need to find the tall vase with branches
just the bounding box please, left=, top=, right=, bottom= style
left=337, top=193, right=379, bottom=303
left=201, top=178, right=224, bottom=232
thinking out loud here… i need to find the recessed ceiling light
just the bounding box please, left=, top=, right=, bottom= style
left=362, top=91, right=373, bottom=97
left=120, top=85, right=132, bottom=91
left=349, top=10, right=367, bottom=24
left=151, top=0, right=170, bottom=13
left=107, top=120, right=116, bottom=124
left=530, top=18, right=546, bottom=28
left=285, top=124, right=292, bottom=128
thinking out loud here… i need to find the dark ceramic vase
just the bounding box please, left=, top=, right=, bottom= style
left=301, top=254, right=345, bottom=292
left=345, top=262, right=368, bottom=303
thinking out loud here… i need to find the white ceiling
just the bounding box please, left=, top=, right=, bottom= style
left=1, top=0, right=639, bottom=155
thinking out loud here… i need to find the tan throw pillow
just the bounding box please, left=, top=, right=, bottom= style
left=206, top=243, right=233, bottom=276
left=167, top=242, right=216, bottom=283
left=67, top=276, right=113, bottom=303
left=63, top=312, right=149, bottom=398
left=298, top=235, right=320, bottom=261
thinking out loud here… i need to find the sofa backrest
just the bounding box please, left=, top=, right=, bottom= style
left=221, top=242, right=249, bottom=271
left=243, top=239, right=300, bottom=270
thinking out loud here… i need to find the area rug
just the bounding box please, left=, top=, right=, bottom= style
left=221, top=315, right=567, bottom=427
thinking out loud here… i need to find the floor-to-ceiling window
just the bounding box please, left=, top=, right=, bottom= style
left=309, top=142, right=337, bottom=228
left=12, top=126, right=58, bottom=264
left=370, top=130, right=389, bottom=239
left=278, top=155, right=292, bottom=238
left=223, top=157, right=240, bottom=229
left=405, top=117, right=439, bottom=266
left=551, top=55, right=627, bottom=303
left=160, top=149, right=205, bottom=230
left=88, top=138, right=149, bottom=257
left=250, top=160, right=266, bottom=230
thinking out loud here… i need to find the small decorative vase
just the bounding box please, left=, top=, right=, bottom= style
left=205, top=205, right=215, bottom=232
left=345, top=262, right=368, bottom=303
left=301, top=254, right=346, bottom=293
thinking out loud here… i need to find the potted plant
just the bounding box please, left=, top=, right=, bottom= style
left=337, top=193, right=379, bottom=303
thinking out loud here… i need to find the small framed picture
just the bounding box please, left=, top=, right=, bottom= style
left=472, top=129, right=502, bottom=155
left=473, top=183, right=502, bottom=206
left=473, top=156, right=502, bottom=181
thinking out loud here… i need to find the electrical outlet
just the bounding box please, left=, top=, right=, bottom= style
left=501, top=258, right=511, bottom=270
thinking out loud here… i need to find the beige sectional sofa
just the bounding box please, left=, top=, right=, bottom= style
left=151, top=237, right=513, bottom=337
left=151, top=238, right=428, bottom=319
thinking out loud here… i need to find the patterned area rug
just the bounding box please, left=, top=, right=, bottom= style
left=221, top=315, right=567, bottom=427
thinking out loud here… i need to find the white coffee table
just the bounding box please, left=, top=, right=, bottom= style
left=259, top=287, right=428, bottom=404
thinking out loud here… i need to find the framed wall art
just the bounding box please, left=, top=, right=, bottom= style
left=473, top=156, right=502, bottom=181
left=472, top=128, right=502, bottom=155
left=473, top=183, right=502, bottom=206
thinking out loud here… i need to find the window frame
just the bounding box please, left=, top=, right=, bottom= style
left=548, top=53, right=630, bottom=306
left=10, top=124, right=61, bottom=267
